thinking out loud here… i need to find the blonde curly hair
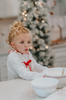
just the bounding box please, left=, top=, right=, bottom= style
left=6, top=21, right=30, bottom=46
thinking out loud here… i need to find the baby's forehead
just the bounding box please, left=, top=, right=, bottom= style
left=20, top=33, right=31, bottom=37
left=16, top=33, right=31, bottom=40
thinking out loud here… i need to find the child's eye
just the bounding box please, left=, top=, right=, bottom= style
left=20, top=41, right=24, bottom=44
left=28, top=41, right=31, bottom=43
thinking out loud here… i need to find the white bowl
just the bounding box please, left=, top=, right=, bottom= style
left=31, top=77, right=59, bottom=97
left=44, top=67, right=66, bottom=88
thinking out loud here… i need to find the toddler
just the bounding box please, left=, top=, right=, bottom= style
left=7, top=21, right=47, bottom=80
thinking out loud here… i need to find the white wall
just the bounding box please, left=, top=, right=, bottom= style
left=0, top=0, right=20, bottom=18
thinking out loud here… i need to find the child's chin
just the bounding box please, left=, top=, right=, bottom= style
left=23, top=51, right=28, bottom=54
left=25, top=51, right=28, bottom=53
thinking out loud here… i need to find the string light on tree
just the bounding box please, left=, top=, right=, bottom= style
left=30, top=46, right=33, bottom=49
left=42, top=20, right=44, bottom=23
left=36, top=37, right=39, bottom=41
left=22, top=12, right=24, bottom=16
left=37, top=48, right=40, bottom=51
left=38, top=2, right=41, bottom=5
left=24, top=2, right=26, bottom=4
left=39, top=4, right=42, bottom=7
left=22, top=10, right=26, bottom=16
left=35, top=2, right=37, bottom=5
left=45, top=30, right=48, bottom=33
left=25, top=14, right=27, bottom=17
left=38, top=2, right=42, bottom=7
left=24, top=18, right=27, bottom=21
left=24, top=11, right=26, bottom=13
left=36, top=18, right=38, bottom=20
left=46, top=45, right=48, bottom=49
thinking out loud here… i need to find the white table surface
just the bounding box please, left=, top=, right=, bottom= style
left=0, top=79, right=46, bottom=100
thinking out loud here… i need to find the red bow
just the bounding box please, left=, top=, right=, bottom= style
left=22, top=60, right=32, bottom=71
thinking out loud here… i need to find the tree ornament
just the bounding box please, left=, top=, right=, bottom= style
left=50, top=11, right=54, bottom=15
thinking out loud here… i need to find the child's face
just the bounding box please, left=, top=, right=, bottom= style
left=12, top=33, right=31, bottom=54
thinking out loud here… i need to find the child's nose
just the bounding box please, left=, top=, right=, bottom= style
left=25, top=43, right=28, bottom=46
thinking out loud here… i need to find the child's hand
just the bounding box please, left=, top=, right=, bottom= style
left=43, top=75, right=45, bottom=78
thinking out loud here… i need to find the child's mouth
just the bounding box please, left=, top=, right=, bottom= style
left=25, top=49, right=28, bottom=51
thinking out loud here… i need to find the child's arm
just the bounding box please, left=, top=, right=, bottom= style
left=29, top=52, right=48, bottom=73
left=32, top=58, right=48, bottom=73
left=7, top=53, right=44, bottom=80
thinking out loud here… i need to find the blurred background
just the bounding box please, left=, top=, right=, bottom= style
left=0, top=0, right=66, bottom=81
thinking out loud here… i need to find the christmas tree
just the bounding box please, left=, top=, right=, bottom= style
left=19, top=0, right=54, bottom=67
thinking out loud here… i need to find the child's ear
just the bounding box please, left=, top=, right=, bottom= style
left=11, top=41, right=15, bottom=48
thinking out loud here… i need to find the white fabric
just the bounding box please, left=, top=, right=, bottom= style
left=44, top=87, right=66, bottom=100
left=7, top=51, right=47, bottom=80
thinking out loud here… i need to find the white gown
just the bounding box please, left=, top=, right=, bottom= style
left=7, top=50, right=47, bottom=80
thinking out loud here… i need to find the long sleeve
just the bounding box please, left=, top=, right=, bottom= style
left=7, top=52, right=44, bottom=80
left=29, top=52, right=48, bottom=73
